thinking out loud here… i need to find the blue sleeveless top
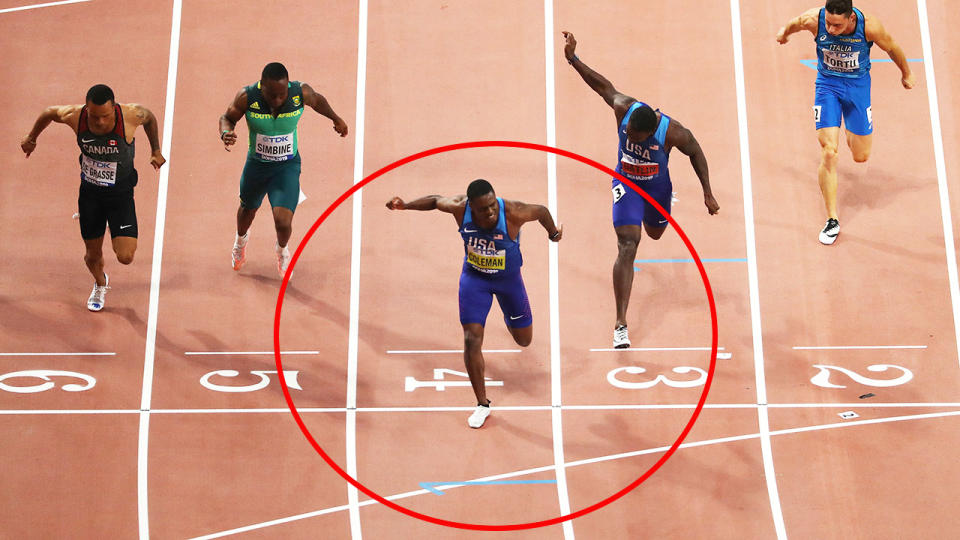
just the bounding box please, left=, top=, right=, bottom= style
left=459, top=197, right=522, bottom=277
left=816, top=7, right=872, bottom=79
left=615, top=101, right=671, bottom=186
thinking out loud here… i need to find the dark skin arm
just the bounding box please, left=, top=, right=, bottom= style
left=665, top=120, right=719, bottom=215
left=126, top=103, right=165, bottom=170
left=562, top=31, right=636, bottom=124
left=386, top=195, right=563, bottom=241
left=20, top=104, right=81, bottom=157
left=301, top=83, right=348, bottom=136
left=386, top=194, right=468, bottom=228
left=219, top=89, right=247, bottom=151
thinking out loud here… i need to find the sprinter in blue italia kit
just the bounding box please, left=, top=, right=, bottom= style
left=562, top=31, right=720, bottom=350
left=777, top=0, right=914, bottom=245
left=386, top=179, right=562, bottom=428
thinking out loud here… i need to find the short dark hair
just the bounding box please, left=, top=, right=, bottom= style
left=628, top=105, right=658, bottom=134
left=85, top=84, right=115, bottom=105
left=467, top=179, right=494, bottom=200
left=825, top=0, right=853, bottom=16
left=261, top=62, right=289, bottom=81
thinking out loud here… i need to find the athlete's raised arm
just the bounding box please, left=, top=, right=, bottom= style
left=20, top=104, right=81, bottom=158
left=387, top=194, right=467, bottom=226
left=124, top=103, right=165, bottom=170
left=219, top=89, right=248, bottom=152
left=666, top=120, right=719, bottom=215
left=302, top=83, right=348, bottom=137
left=562, top=31, right=635, bottom=117
left=776, top=7, right=820, bottom=44
left=504, top=200, right=562, bottom=242
left=864, top=15, right=915, bottom=89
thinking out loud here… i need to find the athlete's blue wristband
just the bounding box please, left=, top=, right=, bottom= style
left=567, top=54, right=579, bottom=65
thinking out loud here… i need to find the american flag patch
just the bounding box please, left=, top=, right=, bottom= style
left=494, top=234, right=503, bottom=240
left=649, top=145, right=659, bottom=150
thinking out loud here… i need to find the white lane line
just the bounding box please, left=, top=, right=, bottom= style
left=917, top=0, right=960, bottom=370
left=345, top=1, right=368, bottom=538
left=386, top=349, right=522, bottom=354
left=184, top=351, right=320, bottom=355
left=543, top=1, right=573, bottom=535
left=729, top=0, right=786, bottom=537
left=0, top=352, right=116, bottom=356
left=192, top=407, right=960, bottom=538
left=138, top=1, right=182, bottom=538
left=792, top=345, right=927, bottom=350
left=590, top=346, right=725, bottom=352
left=0, top=0, right=90, bottom=14
left=5, top=402, right=959, bottom=416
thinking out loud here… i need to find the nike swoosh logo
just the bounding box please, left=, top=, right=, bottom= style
left=81, top=138, right=95, bottom=143
left=120, top=225, right=133, bottom=229
left=463, top=228, right=477, bottom=233
left=509, top=315, right=524, bottom=320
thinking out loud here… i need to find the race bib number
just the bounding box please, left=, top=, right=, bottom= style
left=821, top=48, right=861, bottom=73
left=255, top=132, right=294, bottom=161
left=620, top=155, right=659, bottom=180
left=813, top=105, right=822, bottom=123
left=466, top=246, right=506, bottom=272
left=80, top=154, right=118, bottom=186
left=612, top=183, right=626, bottom=203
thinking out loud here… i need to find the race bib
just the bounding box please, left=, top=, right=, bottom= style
left=612, top=183, right=626, bottom=203
left=466, top=246, right=506, bottom=272
left=821, top=48, right=860, bottom=73
left=620, top=155, right=659, bottom=180
left=255, top=132, right=294, bottom=161
left=80, top=154, right=118, bottom=186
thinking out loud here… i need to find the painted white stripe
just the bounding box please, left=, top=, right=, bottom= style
left=917, top=0, right=960, bottom=370
left=792, top=345, right=927, bottom=350
left=0, top=352, right=116, bottom=356
left=193, top=408, right=960, bottom=538
left=0, top=0, right=89, bottom=15
left=346, top=1, right=368, bottom=537
left=543, top=2, right=573, bottom=536
left=729, top=1, right=786, bottom=537
left=138, top=2, right=182, bottom=538
left=183, top=350, right=320, bottom=355
left=590, top=346, right=725, bottom=352
left=386, top=349, right=522, bottom=354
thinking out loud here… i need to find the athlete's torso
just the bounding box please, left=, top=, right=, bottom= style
left=245, top=81, right=305, bottom=162
left=615, top=101, right=671, bottom=185
left=459, top=197, right=522, bottom=277
left=816, top=7, right=872, bottom=78
left=77, top=104, right=137, bottom=191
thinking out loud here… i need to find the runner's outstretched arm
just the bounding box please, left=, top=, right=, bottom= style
left=127, top=104, right=165, bottom=169
left=667, top=120, right=719, bottom=215
left=561, top=31, right=635, bottom=109
left=20, top=105, right=79, bottom=157
left=865, top=16, right=915, bottom=89
left=387, top=195, right=466, bottom=226
left=505, top=200, right=562, bottom=242
left=776, top=7, right=819, bottom=44
left=302, top=83, right=348, bottom=137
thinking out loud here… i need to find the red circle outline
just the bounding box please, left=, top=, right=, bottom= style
left=273, top=140, right=718, bottom=531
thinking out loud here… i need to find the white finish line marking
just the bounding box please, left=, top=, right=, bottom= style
left=0, top=0, right=90, bottom=15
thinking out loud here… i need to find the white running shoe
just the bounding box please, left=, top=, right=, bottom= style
left=613, top=325, right=631, bottom=349
left=276, top=243, right=291, bottom=277
left=819, top=218, right=840, bottom=245
left=468, top=404, right=491, bottom=428
left=232, top=233, right=248, bottom=270
left=87, top=274, right=110, bottom=312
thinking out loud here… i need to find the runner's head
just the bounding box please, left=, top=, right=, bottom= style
left=467, top=179, right=498, bottom=229
left=84, top=84, right=117, bottom=135
left=260, top=62, right=290, bottom=111
left=625, top=104, right=657, bottom=143
left=824, top=0, right=855, bottom=35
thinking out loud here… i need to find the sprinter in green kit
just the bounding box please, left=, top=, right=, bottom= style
left=219, top=62, right=348, bottom=276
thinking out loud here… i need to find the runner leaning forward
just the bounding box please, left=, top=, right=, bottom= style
left=219, top=62, right=348, bottom=276
left=20, top=84, right=166, bottom=311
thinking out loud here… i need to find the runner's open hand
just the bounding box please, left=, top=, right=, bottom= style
left=20, top=135, right=36, bottom=157
left=705, top=193, right=720, bottom=215
left=333, top=117, right=348, bottom=137
left=150, top=150, right=167, bottom=170
left=221, top=130, right=237, bottom=151
left=561, top=31, right=577, bottom=61
left=386, top=197, right=405, bottom=210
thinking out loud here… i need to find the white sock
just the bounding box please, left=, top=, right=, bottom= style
left=235, top=232, right=249, bottom=247
left=276, top=242, right=289, bottom=254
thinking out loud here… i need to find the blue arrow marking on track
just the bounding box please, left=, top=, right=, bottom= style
left=419, top=479, right=557, bottom=495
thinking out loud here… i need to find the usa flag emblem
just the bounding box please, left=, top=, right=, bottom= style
left=649, top=144, right=659, bottom=150
left=494, top=234, right=503, bottom=240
